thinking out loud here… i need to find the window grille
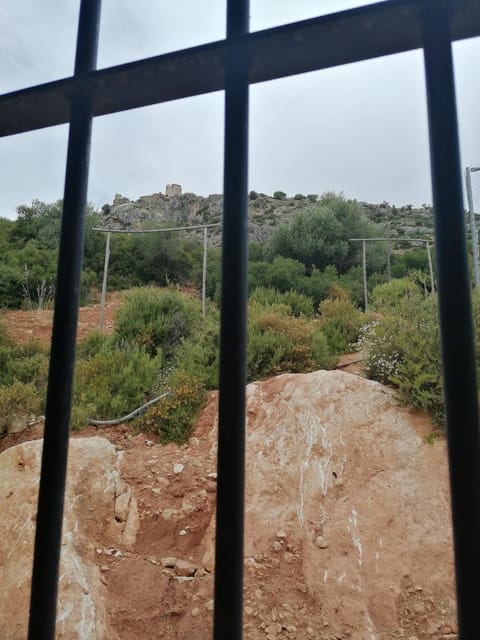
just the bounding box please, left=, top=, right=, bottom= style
left=1, top=1, right=479, bottom=638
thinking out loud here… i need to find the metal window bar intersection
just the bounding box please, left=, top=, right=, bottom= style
left=0, top=1, right=479, bottom=638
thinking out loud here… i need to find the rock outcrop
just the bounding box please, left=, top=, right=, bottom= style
left=100, top=187, right=434, bottom=245
left=0, top=437, right=139, bottom=640
left=0, top=371, right=455, bottom=639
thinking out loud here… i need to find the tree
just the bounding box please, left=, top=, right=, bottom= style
left=267, top=193, right=382, bottom=274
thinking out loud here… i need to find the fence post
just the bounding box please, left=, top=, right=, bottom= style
left=98, top=231, right=111, bottom=331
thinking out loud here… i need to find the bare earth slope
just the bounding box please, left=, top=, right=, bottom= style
left=0, top=371, right=456, bottom=639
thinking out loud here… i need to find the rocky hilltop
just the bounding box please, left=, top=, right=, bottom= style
left=100, top=184, right=434, bottom=245
left=0, top=370, right=455, bottom=639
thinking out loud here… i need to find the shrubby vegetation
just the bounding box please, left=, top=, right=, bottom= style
left=357, top=280, right=447, bottom=424
left=1, top=191, right=450, bottom=440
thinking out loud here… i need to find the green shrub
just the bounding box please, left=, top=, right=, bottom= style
left=273, top=191, right=287, bottom=200
left=370, top=278, right=422, bottom=312
left=172, top=313, right=220, bottom=389
left=358, top=295, right=444, bottom=424
left=72, top=343, right=161, bottom=427
left=249, top=287, right=314, bottom=318
left=76, top=330, right=108, bottom=359
left=0, top=338, right=49, bottom=391
left=318, top=293, right=365, bottom=354
left=136, top=370, right=206, bottom=444
left=112, top=287, right=202, bottom=358
left=0, top=381, right=43, bottom=435
left=247, top=304, right=335, bottom=380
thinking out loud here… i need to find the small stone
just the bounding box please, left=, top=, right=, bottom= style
left=205, top=600, right=214, bottom=611
left=271, top=607, right=278, bottom=622
left=100, top=565, right=109, bottom=572
left=283, top=551, right=294, bottom=563
left=315, top=536, right=328, bottom=549
left=245, top=606, right=254, bottom=615
left=173, top=463, right=184, bottom=474
left=145, top=440, right=154, bottom=447
left=95, top=548, right=103, bottom=554
left=160, top=557, right=177, bottom=568
left=174, top=559, right=196, bottom=577
left=413, top=603, right=425, bottom=614
left=179, top=529, right=188, bottom=536
left=276, top=531, right=287, bottom=539
left=272, top=541, right=282, bottom=552
left=192, top=607, right=200, bottom=616
left=114, top=489, right=131, bottom=523
left=151, top=488, right=162, bottom=496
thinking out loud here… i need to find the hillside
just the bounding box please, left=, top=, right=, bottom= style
left=101, top=184, right=434, bottom=244
left=0, top=370, right=455, bottom=639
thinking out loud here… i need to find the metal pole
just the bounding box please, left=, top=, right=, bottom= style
left=423, top=6, right=480, bottom=639
left=98, top=231, right=111, bottom=331
left=27, top=2, right=102, bottom=639
left=426, top=240, right=435, bottom=293
left=466, top=167, right=480, bottom=287
left=362, top=240, right=368, bottom=311
left=386, top=239, right=391, bottom=281
left=214, top=0, right=249, bottom=637
left=202, top=226, right=208, bottom=317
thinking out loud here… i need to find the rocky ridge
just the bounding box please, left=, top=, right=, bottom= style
left=100, top=185, right=434, bottom=245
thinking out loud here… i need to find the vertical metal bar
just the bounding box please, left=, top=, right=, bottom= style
left=423, top=6, right=480, bottom=639
left=466, top=167, right=480, bottom=288
left=426, top=240, right=435, bottom=293
left=362, top=240, right=368, bottom=310
left=98, top=231, right=111, bottom=331
left=28, top=2, right=102, bottom=639
left=202, top=226, right=208, bottom=317
left=214, top=0, right=249, bottom=638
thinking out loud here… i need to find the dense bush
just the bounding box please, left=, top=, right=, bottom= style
left=0, top=381, right=43, bottom=435
left=249, top=287, right=314, bottom=318
left=247, top=303, right=335, bottom=380
left=72, top=342, right=161, bottom=428
left=136, top=370, right=206, bottom=444
left=112, top=287, right=202, bottom=358
left=318, top=291, right=365, bottom=354
left=358, top=285, right=444, bottom=423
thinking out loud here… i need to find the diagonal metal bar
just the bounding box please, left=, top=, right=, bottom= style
left=423, top=4, right=480, bottom=639
left=27, top=1, right=102, bottom=638
left=0, top=0, right=479, bottom=137
left=214, top=0, right=250, bottom=638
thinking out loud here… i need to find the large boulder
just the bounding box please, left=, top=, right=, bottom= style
left=0, top=436, right=139, bottom=639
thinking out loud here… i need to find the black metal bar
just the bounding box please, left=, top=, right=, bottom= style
left=423, top=4, right=480, bottom=639
left=27, top=2, right=101, bottom=639
left=214, top=0, right=249, bottom=638
left=1, top=0, right=479, bottom=137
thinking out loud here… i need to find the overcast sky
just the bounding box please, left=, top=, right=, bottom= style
left=0, top=0, right=479, bottom=219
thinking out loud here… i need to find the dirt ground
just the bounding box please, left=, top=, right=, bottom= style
left=1, top=292, right=124, bottom=346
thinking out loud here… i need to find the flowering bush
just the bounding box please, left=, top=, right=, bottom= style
left=357, top=289, right=445, bottom=424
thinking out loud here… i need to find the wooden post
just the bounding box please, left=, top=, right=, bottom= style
left=386, top=239, right=391, bottom=281
left=426, top=240, right=435, bottom=293
left=362, top=240, right=368, bottom=311
left=98, top=231, right=111, bottom=331
left=202, top=226, right=208, bottom=317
